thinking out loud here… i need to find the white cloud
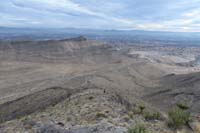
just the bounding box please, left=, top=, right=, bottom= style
left=0, top=0, right=200, bottom=32
left=13, top=0, right=135, bottom=28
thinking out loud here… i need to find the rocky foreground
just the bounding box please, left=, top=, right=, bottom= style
left=0, top=37, right=200, bottom=133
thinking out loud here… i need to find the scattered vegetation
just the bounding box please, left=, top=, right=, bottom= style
left=20, top=116, right=36, bottom=130
left=176, top=102, right=189, bottom=110
left=88, top=96, right=94, bottom=100
left=143, top=111, right=161, bottom=121
left=138, top=105, right=146, bottom=114
left=104, top=110, right=109, bottom=114
left=123, top=115, right=130, bottom=122
left=96, top=112, right=107, bottom=118
left=128, top=111, right=134, bottom=119
left=107, top=119, right=115, bottom=125
left=168, top=108, right=191, bottom=129
left=66, top=117, right=71, bottom=121
left=128, top=123, right=149, bottom=133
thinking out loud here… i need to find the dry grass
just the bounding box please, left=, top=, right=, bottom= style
left=143, top=111, right=161, bottom=121
left=168, top=108, right=190, bottom=129
left=128, top=123, right=149, bottom=133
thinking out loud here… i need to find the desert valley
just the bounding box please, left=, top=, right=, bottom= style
left=0, top=33, right=200, bottom=132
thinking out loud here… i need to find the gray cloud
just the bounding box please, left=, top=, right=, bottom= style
left=0, top=0, right=200, bottom=32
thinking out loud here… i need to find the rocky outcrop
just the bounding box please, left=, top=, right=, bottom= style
left=0, top=87, right=85, bottom=123
left=0, top=36, right=104, bottom=62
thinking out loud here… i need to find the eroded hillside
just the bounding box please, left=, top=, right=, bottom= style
left=0, top=37, right=200, bottom=133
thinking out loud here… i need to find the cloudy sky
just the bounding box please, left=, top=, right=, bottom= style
left=0, top=0, right=200, bottom=32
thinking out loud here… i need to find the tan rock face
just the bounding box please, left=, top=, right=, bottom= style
left=194, top=123, right=200, bottom=133
left=189, top=121, right=200, bottom=133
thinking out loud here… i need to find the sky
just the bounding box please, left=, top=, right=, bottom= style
left=0, top=0, right=200, bottom=32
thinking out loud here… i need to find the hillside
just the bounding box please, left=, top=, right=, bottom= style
left=0, top=37, right=200, bottom=133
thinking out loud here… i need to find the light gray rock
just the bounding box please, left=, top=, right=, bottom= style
left=68, top=121, right=127, bottom=133
left=37, top=124, right=67, bottom=133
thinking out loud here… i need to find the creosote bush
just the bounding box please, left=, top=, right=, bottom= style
left=95, top=112, right=107, bottom=118
left=128, top=111, right=134, bottom=119
left=138, top=105, right=145, bottom=114
left=88, top=96, right=94, bottom=100
left=124, top=115, right=130, bottom=122
left=143, top=111, right=161, bottom=121
left=176, top=102, right=189, bottom=110
left=128, top=123, right=149, bottom=133
left=168, top=108, right=190, bottom=129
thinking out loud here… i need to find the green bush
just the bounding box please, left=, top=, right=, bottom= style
left=96, top=112, right=107, bottom=118
left=138, top=105, right=145, bottom=114
left=143, top=111, right=161, bottom=121
left=176, top=102, right=189, bottom=110
left=168, top=108, right=190, bottom=128
left=88, top=96, right=94, bottom=100
left=128, top=123, right=148, bottom=133
left=124, top=115, right=130, bottom=122
left=128, top=111, right=134, bottom=119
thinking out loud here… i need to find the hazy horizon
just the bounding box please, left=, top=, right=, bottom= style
left=0, top=0, right=200, bottom=32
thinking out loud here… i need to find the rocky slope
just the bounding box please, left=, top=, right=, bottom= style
left=0, top=37, right=200, bottom=133
left=0, top=36, right=104, bottom=63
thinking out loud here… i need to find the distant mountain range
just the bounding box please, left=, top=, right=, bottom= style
left=0, top=27, right=200, bottom=45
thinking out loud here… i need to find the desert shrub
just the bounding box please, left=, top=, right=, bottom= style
left=138, top=105, right=145, bottom=114
left=96, top=112, right=107, bottom=118
left=143, top=111, right=161, bottom=121
left=128, top=123, right=148, bottom=133
left=21, top=116, right=36, bottom=130
left=176, top=102, right=189, bottom=110
left=88, top=96, right=94, bottom=100
left=124, top=115, right=130, bottom=122
left=168, top=108, right=190, bottom=128
left=128, top=111, right=134, bottom=118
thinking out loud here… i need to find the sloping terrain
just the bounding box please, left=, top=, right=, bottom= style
left=145, top=72, right=200, bottom=114
left=0, top=36, right=105, bottom=63
left=0, top=37, right=200, bottom=132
